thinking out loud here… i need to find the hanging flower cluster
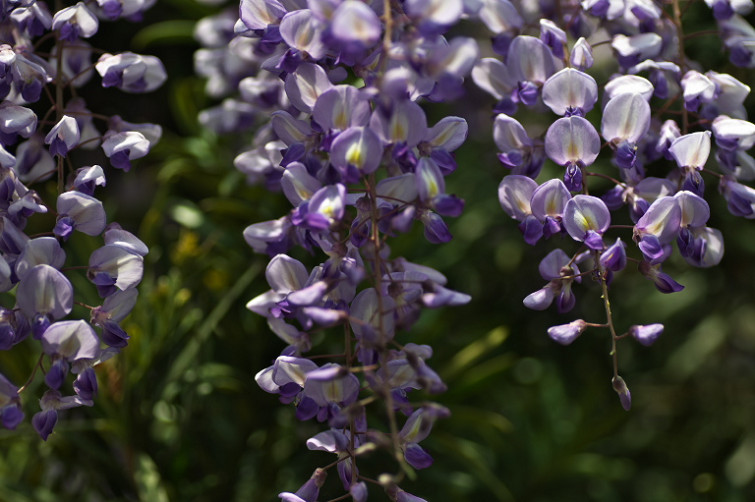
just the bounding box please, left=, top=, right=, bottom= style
left=195, top=0, right=479, bottom=500
left=473, top=0, right=754, bottom=410
left=0, top=0, right=164, bottom=439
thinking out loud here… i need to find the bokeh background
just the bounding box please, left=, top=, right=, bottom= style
left=1, top=1, right=755, bottom=501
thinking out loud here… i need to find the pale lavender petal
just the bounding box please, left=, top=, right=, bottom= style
left=280, top=10, right=327, bottom=60
left=530, top=179, right=571, bottom=220
left=541, top=68, right=598, bottom=116
left=16, top=264, right=73, bottom=319
left=56, top=191, right=106, bottom=236
left=426, top=116, right=467, bottom=151
left=239, top=0, right=286, bottom=30
left=471, top=58, right=515, bottom=100
left=313, top=85, right=371, bottom=131
left=635, top=196, right=682, bottom=244
left=545, top=116, right=600, bottom=166
left=604, top=75, right=654, bottom=101
left=498, top=175, right=536, bottom=221
left=281, top=162, right=321, bottom=206
left=284, top=62, right=333, bottom=113
left=601, top=93, right=651, bottom=144
left=563, top=194, right=610, bottom=241
left=266, top=254, right=308, bottom=294
left=329, top=126, right=383, bottom=174
left=15, top=237, right=66, bottom=280
left=674, top=190, right=710, bottom=227
left=506, top=35, right=557, bottom=84
left=41, top=320, right=100, bottom=361
left=330, top=0, right=381, bottom=46
left=668, top=131, right=712, bottom=169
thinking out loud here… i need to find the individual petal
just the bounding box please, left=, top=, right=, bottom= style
left=101, top=131, right=151, bottom=171
left=16, top=264, right=73, bottom=319
left=329, top=126, right=383, bottom=174
left=600, top=238, right=627, bottom=271
left=498, top=175, right=536, bottom=221
left=547, top=319, right=587, bottom=345
left=15, top=237, right=66, bottom=281
left=541, top=68, right=598, bottom=116
left=675, top=191, right=710, bottom=228
left=681, top=70, right=717, bottom=111
left=369, top=100, right=427, bottom=148
left=303, top=363, right=360, bottom=407
left=239, top=0, right=286, bottom=30
left=563, top=195, right=610, bottom=246
left=284, top=62, right=333, bottom=113
left=611, top=33, right=662, bottom=66
left=570, top=37, right=594, bottom=70
left=612, top=375, right=632, bottom=410
left=604, top=75, right=654, bottom=101
left=44, top=116, right=80, bottom=157
left=88, top=245, right=144, bottom=293
left=313, top=85, right=371, bottom=132
left=280, top=10, right=327, bottom=60
left=52, top=2, right=98, bottom=40
left=544, top=116, right=601, bottom=166
left=530, top=179, right=571, bottom=221
left=471, top=57, right=516, bottom=100
left=601, top=93, right=651, bottom=144
left=629, top=323, right=663, bottom=346
left=41, top=320, right=100, bottom=361
left=506, top=35, right=557, bottom=85
left=634, top=196, right=681, bottom=243
left=330, top=0, right=381, bottom=46
left=669, top=131, right=712, bottom=170
left=426, top=116, right=467, bottom=152
left=266, top=254, right=308, bottom=294
left=478, top=0, right=523, bottom=34
left=56, top=191, right=106, bottom=237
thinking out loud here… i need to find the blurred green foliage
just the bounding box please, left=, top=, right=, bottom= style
left=1, top=1, right=755, bottom=501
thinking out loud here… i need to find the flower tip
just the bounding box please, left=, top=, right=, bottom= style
left=612, top=376, right=632, bottom=411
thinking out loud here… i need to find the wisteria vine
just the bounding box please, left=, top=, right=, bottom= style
left=0, top=0, right=164, bottom=440
left=190, top=0, right=755, bottom=500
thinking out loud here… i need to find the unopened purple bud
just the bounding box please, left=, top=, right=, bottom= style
left=101, top=319, right=129, bottom=348
left=570, top=37, right=594, bottom=70
left=45, top=359, right=69, bottom=390
left=612, top=375, right=632, bottom=411
left=73, top=367, right=98, bottom=400
left=639, top=261, right=685, bottom=294
left=420, top=212, right=452, bottom=244
left=547, top=319, right=587, bottom=345
left=600, top=238, right=627, bottom=271
left=1, top=404, right=23, bottom=429
left=52, top=3, right=98, bottom=41
left=45, top=116, right=80, bottom=157
left=614, top=141, right=637, bottom=170
left=629, top=323, right=664, bottom=346
left=523, top=285, right=555, bottom=311
left=350, top=482, right=368, bottom=502
left=404, top=442, right=434, bottom=469
left=33, top=409, right=58, bottom=440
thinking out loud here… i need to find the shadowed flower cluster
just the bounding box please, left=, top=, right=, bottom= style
left=0, top=0, right=163, bottom=439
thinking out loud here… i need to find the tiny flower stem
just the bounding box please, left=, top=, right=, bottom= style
left=55, top=34, right=65, bottom=194
left=595, top=252, right=620, bottom=378
left=671, top=0, right=689, bottom=132
left=586, top=171, right=624, bottom=186
left=683, top=29, right=721, bottom=40
left=585, top=322, right=609, bottom=328
left=17, top=354, right=45, bottom=394
left=364, top=173, right=410, bottom=476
